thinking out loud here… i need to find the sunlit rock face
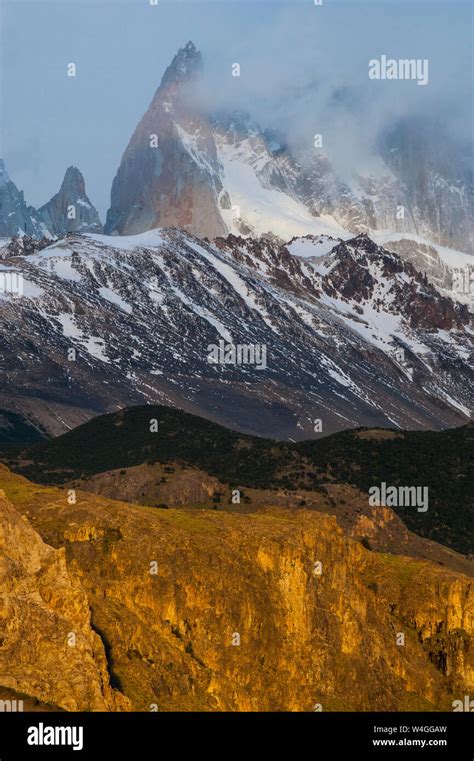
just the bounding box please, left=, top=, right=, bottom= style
left=0, top=484, right=129, bottom=711
left=105, top=42, right=227, bottom=240
left=0, top=467, right=472, bottom=712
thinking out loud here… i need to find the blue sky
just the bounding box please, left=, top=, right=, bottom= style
left=1, top=0, right=472, bottom=218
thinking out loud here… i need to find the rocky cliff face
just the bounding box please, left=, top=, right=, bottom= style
left=0, top=485, right=129, bottom=711
left=105, top=42, right=226, bottom=239
left=289, top=134, right=474, bottom=255
left=38, top=166, right=103, bottom=236
left=0, top=466, right=472, bottom=712
left=379, top=118, right=474, bottom=254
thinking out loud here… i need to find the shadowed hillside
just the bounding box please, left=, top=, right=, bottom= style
left=0, top=405, right=472, bottom=554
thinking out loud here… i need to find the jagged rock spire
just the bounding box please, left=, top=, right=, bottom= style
left=105, top=41, right=226, bottom=239
left=38, top=166, right=103, bottom=236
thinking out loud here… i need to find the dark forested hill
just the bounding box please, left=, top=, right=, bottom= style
left=0, top=405, right=471, bottom=554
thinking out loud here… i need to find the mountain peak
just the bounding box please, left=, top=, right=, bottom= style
left=105, top=40, right=225, bottom=238
left=65, top=164, right=82, bottom=177
left=38, top=166, right=102, bottom=236
left=61, top=165, right=86, bottom=195
left=160, top=40, right=202, bottom=89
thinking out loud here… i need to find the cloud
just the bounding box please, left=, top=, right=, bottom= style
left=192, top=0, right=472, bottom=177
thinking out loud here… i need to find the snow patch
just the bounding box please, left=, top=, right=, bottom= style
left=98, top=286, right=132, bottom=313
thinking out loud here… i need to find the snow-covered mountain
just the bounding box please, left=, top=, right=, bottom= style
left=104, top=42, right=473, bottom=255
left=0, top=228, right=471, bottom=438
left=370, top=233, right=474, bottom=311
left=0, top=42, right=471, bottom=438
left=103, top=42, right=354, bottom=242
left=2, top=42, right=472, bottom=259
left=211, top=112, right=345, bottom=242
